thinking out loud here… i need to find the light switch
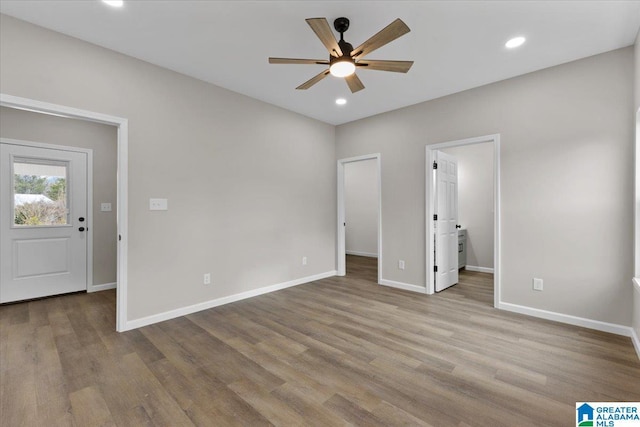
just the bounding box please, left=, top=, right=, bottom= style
left=533, top=278, right=543, bottom=291
left=100, top=203, right=112, bottom=212
left=149, top=198, right=168, bottom=211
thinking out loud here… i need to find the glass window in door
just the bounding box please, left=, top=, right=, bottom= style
left=13, top=159, right=69, bottom=226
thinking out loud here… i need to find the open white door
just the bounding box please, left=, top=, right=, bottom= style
left=434, top=150, right=458, bottom=292
left=1, top=142, right=88, bottom=303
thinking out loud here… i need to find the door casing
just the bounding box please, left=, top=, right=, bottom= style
left=426, top=134, right=501, bottom=307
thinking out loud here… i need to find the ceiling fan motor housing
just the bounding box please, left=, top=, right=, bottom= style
left=333, top=40, right=355, bottom=63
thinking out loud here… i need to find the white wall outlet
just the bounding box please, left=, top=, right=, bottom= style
left=302, top=256, right=307, bottom=266
left=204, top=273, right=211, bottom=285
left=100, top=202, right=112, bottom=212
left=149, top=198, right=168, bottom=211
left=398, top=260, right=405, bottom=270
left=533, top=278, right=543, bottom=291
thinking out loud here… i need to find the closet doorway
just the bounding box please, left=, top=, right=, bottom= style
left=337, top=154, right=382, bottom=284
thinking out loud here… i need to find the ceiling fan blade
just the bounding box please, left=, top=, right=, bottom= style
left=306, top=18, right=343, bottom=57
left=269, top=58, right=329, bottom=65
left=296, top=69, right=331, bottom=90
left=356, top=59, right=414, bottom=73
left=345, top=73, right=365, bottom=93
left=351, top=18, right=410, bottom=59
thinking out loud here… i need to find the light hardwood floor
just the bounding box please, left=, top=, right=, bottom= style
left=2, top=255, right=639, bottom=426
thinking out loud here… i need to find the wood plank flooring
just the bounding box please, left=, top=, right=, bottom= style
left=2, top=255, right=639, bottom=426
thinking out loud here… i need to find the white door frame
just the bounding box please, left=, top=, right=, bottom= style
left=634, top=108, right=640, bottom=279
left=1, top=138, right=93, bottom=296
left=1, top=94, right=129, bottom=332
left=337, top=153, right=382, bottom=284
left=426, top=134, right=501, bottom=307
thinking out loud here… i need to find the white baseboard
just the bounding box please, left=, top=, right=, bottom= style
left=346, top=250, right=378, bottom=258
left=379, top=279, right=427, bottom=294
left=88, top=282, right=116, bottom=293
left=123, top=270, right=337, bottom=331
left=464, top=265, right=494, bottom=274
left=498, top=301, right=633, bottom=337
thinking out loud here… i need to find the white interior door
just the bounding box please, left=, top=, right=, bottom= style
left=434, top=150, right=459, bottom=292
left=1, top=142, right=88, bottom=303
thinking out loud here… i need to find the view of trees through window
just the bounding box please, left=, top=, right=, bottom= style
left=14, top=164, right=68, bottom=226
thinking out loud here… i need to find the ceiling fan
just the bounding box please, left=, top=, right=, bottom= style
left=269, top=17, right=413, bottom=93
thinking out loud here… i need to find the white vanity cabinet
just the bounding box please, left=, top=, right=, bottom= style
left=458, top=229, right=467, bottom=269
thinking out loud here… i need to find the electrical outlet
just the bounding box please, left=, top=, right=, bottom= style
left=533, top=278, right=543, bottom=291
left=149, top=198, right=168, bottom=211
left=398, top=260, right=405, bottom=270
left=302, top=256, right=307, bottom=266
left=204, top=273, right=211, bottom=285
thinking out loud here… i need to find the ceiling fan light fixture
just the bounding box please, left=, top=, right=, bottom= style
left=329, top=59, right=356, bottom=78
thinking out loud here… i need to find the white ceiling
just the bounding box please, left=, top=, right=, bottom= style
left=1, top=1, right=639, bottom=125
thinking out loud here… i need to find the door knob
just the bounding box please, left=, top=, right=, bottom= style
left=79, top=227, right=85, bottom=232
left=79, top=217, right=85, bottom=222
left=455, top=224, right=461, bottom=229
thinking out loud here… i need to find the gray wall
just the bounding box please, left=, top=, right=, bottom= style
left=345, top=159, right=378, bottom=257
left=337, top=47, right=634, bottom=326
left=442, top=143, right=494, bottom=270
left=0, top=107, right=117, bottom=288
left=0, top=14, right=336, bottom=321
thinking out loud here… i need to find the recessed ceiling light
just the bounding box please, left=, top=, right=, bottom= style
left=505, top=36, right=526, bottom=49
left=103, top=0, right=124, bottom=7
left=335, top=98, right=347, bottom=106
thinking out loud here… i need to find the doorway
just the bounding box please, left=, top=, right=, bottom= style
left=426, top=134, right=501, bottom=307
left=337, top=154, right=382, bottom=284
left=1, top=142, right=90, bottom=302
left=0, top=94, right=129, bottom=331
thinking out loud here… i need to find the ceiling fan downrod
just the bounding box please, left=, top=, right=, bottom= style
left=333, top=17, right=354, bottom=59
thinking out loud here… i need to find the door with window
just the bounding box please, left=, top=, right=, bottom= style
left=1, top=142, right=88, bottom=303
